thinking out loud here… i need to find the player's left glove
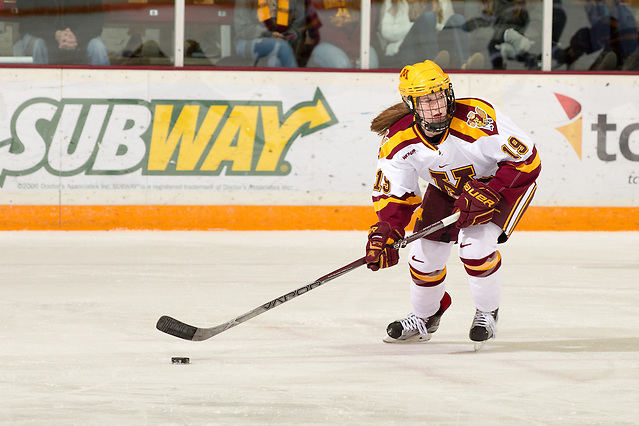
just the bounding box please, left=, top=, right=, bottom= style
left=454, top=180, right=501, bottom=228
left=365, top=222, right=405, bottom=271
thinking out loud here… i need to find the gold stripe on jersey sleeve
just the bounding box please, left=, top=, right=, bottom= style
left=373, top=195, right=422, bottom=213
left=379, top=127, right=417, bottom=159
left=449, top=117, right=488, bottom=141
left=515, top=150, right=541, bottom=173
left=458, top=98, right=497, bottom=117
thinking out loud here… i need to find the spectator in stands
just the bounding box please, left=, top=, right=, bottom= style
left=553, top=0, right=638, bottom=70
left=496, top=0, right=568, bottom=70
left=466, top=0, right=536, bottom=69
left=233, top=0, right=306, bottom=67
left=296, top=0, right=322, bottom=66
left=551, top=0, right=567, bottom=61
left=16, top=0, right=110, bottom=65
left=306, top=0, right=380, bottom=68
left=376, top=0, right=484, bottom=69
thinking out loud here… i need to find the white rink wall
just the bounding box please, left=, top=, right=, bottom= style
left=0, top=68, right=638, bottom=209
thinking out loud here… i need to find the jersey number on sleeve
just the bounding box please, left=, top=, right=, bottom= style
left=373, top=169, right=391, bottom=193
left=501, top=136, right=529, bottom=159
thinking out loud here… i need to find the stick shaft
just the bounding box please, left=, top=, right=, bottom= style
left=393, top=211, right=460, bottom=248
left=156, top=212, right=459, bottom=341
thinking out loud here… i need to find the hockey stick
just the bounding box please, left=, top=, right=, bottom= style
left=156, top=211, right=460, bottom=341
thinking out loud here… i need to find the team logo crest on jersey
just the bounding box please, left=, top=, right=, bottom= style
left=466, top=107, right=494, bottom=131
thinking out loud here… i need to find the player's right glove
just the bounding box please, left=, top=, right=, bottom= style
left=454, top=180, right=501, bottom=228
left=365, top=222, right=405, bottom=271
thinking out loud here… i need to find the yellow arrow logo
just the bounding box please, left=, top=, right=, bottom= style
left=147, top=88, right=337, bottom=175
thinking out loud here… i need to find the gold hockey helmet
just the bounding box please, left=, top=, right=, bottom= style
left=398, top=60, right=456, bottom=133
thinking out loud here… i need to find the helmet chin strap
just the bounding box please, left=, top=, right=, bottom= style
left=405, top=97, right=449, bottom=134
left=417, top=115, right=449, bottom=134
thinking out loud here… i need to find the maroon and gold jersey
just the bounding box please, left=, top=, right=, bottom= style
left=372, top=97, right=541, bottom=235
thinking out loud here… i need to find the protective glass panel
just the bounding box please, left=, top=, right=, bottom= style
left=374, top=0, right=541, bottom=70
left=307, top=0, right=367, bottom=68
left=104, top=0, right=175, bottom=66
left=551, top=0, right=639, bottom=71
left=184, top=0, right=234, bottom=66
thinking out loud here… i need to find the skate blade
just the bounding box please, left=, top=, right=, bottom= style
left=473, top=341, right=486, bottom=351
left=383, top=334, right=432, bottom=344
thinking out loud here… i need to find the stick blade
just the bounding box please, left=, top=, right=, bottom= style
left=156, top=315, right=198, bottom=341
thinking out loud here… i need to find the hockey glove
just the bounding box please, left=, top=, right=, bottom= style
left=454, top=180, right=501, bottom=228
left=365, top=222, right=405, bottom=271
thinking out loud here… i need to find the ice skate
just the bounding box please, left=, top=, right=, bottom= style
left=469, top=308, right=498, bottom=351
left=383, top=292, right=451, bottom=343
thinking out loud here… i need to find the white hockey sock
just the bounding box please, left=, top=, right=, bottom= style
left=410, top=283, right=446, bottom=319
left=468, top=272, right=501, bottom=312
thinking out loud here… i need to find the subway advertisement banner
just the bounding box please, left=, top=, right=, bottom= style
left=0, top=69, right=637, bottom=230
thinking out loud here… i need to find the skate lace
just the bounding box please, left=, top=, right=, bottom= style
left=400, top=314, right=429, bottom=336
left=473, top=310, right=497, bottom=337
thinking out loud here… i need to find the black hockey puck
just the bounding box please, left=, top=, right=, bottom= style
left=171, top=357, right=190, bottom=364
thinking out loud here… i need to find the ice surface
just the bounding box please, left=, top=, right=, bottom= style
left=1, top=230, right=638, bottom=425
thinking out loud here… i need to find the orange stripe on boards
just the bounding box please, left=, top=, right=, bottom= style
left=517, top=206, right=639, bottom=231
left=0, top=205, right=638, bottom=231
left=0, top=205, right=62, bottom=230
left=0, top=205, right=379, bottom=231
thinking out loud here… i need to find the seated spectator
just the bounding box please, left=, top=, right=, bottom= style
left=495, top=0, right=570, bottom=70
left=296, top=0, right=322, bottom=66
left=233, top=0, right=306, bottom=67
left=16, top=0, right=110, bottom=65
left=553, top=0, right=638, bottom=70
left=551, top=0, right=567, bottom=62
left=306, top=0, right=379, bottom=68
left=377, top=0, right=484, bottom=69
left=466, top=0, right=536, bottom=69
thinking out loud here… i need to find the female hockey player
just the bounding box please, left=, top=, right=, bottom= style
left=365, top=60, right=540, bottom=347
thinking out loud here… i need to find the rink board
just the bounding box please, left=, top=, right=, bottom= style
left=0, top=68, right=638, bottom=230
left=1, top=205, right=638, bottom=231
